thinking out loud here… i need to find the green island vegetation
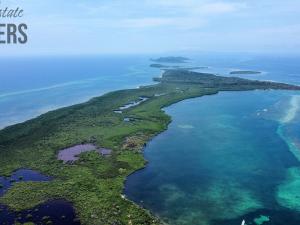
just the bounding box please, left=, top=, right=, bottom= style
left=177, top=66, right=208, bottom=70
left=0, top=69, right=300, bottom=225
left=230, top=70, right=262, bottom=75
left=150, top=56, right=189, bottom=63
left=150, top=64, right=208, bottom=71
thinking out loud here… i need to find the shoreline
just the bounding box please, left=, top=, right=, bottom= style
left=121, top=89, right=291, bottom=224
left=1, top=70, right=300, bottom=224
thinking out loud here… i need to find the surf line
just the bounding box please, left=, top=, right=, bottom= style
left=281, top=95, right=300, bottom=123
left=277, top=95, right=300, bottom=161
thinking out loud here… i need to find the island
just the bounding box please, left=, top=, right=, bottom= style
left=149, top=64, right=169, bottom=68
left=150, top=56, right=189, bottom=63
left=173, top=66, right=208, bottom=70
left=1, top=69, right=300, bottom=225
left=150, top=64, right=207, bottom=70
left=230, top=70, right=262, bottom=75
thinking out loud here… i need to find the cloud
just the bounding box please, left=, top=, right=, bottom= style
left=119, top=17, right=205, bottom=30
left=1, top=0, right=299, bottom=55
left=148, top=0, right=247, bottom=15
left=120, top=18, right=176, bottom=28
left=196, top=2, right=246, bottom=14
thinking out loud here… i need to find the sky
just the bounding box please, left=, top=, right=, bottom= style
left=1, top=0, right=300, bottom=55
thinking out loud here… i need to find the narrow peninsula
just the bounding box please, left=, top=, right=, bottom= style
left=230, top=70, right=262, bottom=75
left=0, top=69, right=299, bottom=225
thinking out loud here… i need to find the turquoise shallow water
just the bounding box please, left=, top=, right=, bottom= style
left=0, top=55, right=157, bottom=129
left=1, top=53, right=300, bottom=129
left=2, top=54, right=300, bottom=224
left=125, top=90, right=300, bottom=225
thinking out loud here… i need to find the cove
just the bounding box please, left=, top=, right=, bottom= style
left=125, top=90, right=300, bottom=225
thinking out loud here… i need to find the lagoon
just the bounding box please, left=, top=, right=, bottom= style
left=125, top=90, right=300, bottom=225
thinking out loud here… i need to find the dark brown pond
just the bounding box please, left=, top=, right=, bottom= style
left=0, top=169, right=80, bottom=225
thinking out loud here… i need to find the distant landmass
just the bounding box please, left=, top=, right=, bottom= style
left=150, top=56, right=189, bottom=63
left=178, top=66, right=208, bottom=70
left=154, top=69, right=298, bottom=90
left=150, top=64, right=208, bottom=71
left=150, top=64, right=170, bottom=68
left=230, top=70, right=262, bottom=75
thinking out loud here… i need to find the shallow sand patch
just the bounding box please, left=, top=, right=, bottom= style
left=178, top=124, right=194, bottom=129
left=253, top=215, right=270, bottom=225
left=183, top=180, right=263, bottom=225
left=276, top=167, right=300, bottom=211
left=281, top=95, right=300, bottom=123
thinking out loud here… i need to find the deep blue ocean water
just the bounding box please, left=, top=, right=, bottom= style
left=1, top=53, right=300, bottom=225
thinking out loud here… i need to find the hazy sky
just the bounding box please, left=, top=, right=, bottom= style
left=2, top=0, right=300, bottom=55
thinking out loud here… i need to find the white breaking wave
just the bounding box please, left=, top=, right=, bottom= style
left=0, top=68, right=149, bottom=100
left=0, top=79, right=94, bottom=99
left=281, top=95, right=300, bottom=123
